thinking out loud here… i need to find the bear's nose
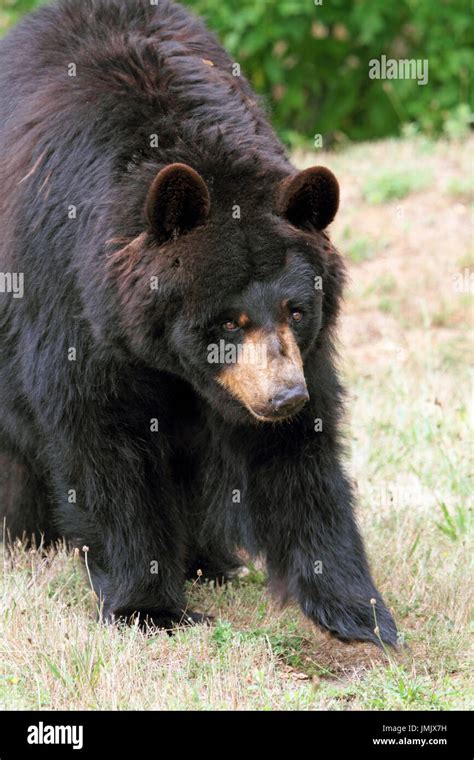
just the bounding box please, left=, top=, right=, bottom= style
left=270, top=385, right=309, bottom=416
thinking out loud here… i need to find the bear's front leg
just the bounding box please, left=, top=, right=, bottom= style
left=45, top=418, right=194, bottom=629
left=248, top=441, right=398, bottom=647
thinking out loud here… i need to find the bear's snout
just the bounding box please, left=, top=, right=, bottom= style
left=268, top=384, right=309, bottom=418
left=216, top=324, right=309, bottom=422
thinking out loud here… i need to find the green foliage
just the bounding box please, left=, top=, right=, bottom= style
left=184, top=0, right=472, bottom=145
left=443, top=103, right=473, bottom=140
left=1, top=0, right=472, bottom=145
left=0, top=0, right=47, bottom=28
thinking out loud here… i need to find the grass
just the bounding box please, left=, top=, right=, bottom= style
left=447, top=176, right=473, bottom=200
left=362, top=168, right=433, bottom=204
left=1, top=134, right=473, bottom=710
left=341, top=230, right=377, bottom=264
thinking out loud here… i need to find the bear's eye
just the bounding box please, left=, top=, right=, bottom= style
left=290, top=309, right=304, bottom=323
left=223, top=319, right=239, bottom=332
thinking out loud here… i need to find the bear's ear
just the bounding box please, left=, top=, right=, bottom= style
left=276, top=166, right=339, bottom=231
left=145, top=163, right=211, bottom=242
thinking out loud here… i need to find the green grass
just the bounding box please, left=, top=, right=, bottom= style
left=435, top=502, right=472, bottom=542
left=340, top=226, right=387, bottom=264
left=363, top=169, right=433, bottom=204
left=447, top=176, right=473, bottom=199
left=345, top=236, right=375, bottom=264
left=365, top=274, right=398, bottom=297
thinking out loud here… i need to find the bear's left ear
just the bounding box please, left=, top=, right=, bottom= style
left=276, top=166, right=339, bottom=231
left=145, top=163, right=211, bottom=243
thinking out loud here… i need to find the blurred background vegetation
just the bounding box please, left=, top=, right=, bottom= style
left=0, top=0, right=472, bottom=146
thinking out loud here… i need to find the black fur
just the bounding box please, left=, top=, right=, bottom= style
left=0, top=0, right=397, bottom=645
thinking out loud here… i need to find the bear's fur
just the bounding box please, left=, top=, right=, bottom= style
left=0, top=0, right=397, bottom=644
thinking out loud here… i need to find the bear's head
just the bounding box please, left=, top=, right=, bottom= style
left=105, top=161, right=344, bottom=425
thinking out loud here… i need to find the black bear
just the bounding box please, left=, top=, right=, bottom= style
left=0, top=0, right=397, bottom=645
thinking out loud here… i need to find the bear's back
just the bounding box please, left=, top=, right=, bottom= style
left=0, top=0, right=289, bottom=275
left=0, top=0, right=286, bottom=176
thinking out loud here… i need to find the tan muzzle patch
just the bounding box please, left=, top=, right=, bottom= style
left=216, top=325, right=308, bottom=421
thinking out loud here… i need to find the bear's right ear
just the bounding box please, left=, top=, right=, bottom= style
left=276, top=166, right=339, bottom=231
left=145, top=163, right=211, bottom=243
